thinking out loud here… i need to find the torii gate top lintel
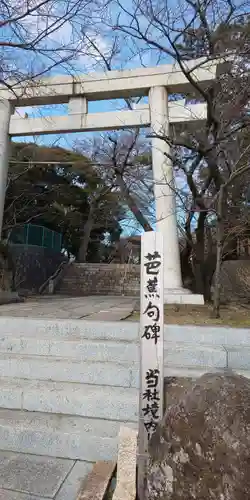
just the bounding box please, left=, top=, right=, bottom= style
left=0, top=57, right=222, bottom=107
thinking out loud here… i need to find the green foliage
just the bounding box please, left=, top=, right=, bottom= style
left=5, top=142, right=125, bottom=260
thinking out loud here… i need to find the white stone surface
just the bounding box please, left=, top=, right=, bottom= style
left=140, top=232, right=164, bottom=453
left=0, top=457, right=92, bottom=500
left=0, top=316, right=249, bottom=346
left=0, top=489, right=50, bottom=499
left=149, top=86, right=185, bottom=298
left=0, top=450, right=73, bottom=497
left=10, top=101, right=207, bottom=137
left=130, top=345, right=228, bottom=388
left=0, top=354, right=132, bottom=387
left=55, top=460, right=92, bottom=500
left=0, top=488, right=51, bottom=500
left=164, top=292, right=204, bottom=305
left=113, top=426, right=137, bottom=500
left=0, top=315, right=139, bottom=340
left=160, top=324, right=250, bottom=346
left=0, top=378, right=138, bottom=422
left=227, top=348, right=250, bottom=370
left=0, top=315, right=249, bottom=487
left=0, top=58, right=219, bottom=104
left=0, top=409, right=137, bottom=461
left=0, top=379, right=23, bottom=410
left=0, top=295, right=131, bottom=321
left=0, top=341, right=239, bottom=389
left=0, top=335, right=139, bottom=362
left=0, top=100, right=11, bottom=236
left=10, top=109, right=150, bottom=136
left=68, top=97, right=87, bottom=115
left=163, top=345, right=227, bottom=369
left=85, top=308, right=133, bottom=321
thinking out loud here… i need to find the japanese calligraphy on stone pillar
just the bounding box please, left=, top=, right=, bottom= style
left=138, top=232, right=164, bottom=500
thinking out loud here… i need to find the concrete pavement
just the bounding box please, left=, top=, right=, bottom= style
left=0, top=295, right=136, bottom=321
left=0, top=450, right=92, bottom=500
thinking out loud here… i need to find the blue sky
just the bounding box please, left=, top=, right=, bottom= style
left=11, top=0, right=176, bottom=151
left=6, top=0, right=250, bottom=241
left=9, top=0, right=191, bottom=237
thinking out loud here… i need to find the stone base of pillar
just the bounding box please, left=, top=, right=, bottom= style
left=164, top=288, right=204, bottom=305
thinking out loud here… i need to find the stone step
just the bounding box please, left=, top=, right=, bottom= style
left=0, top=336, right=139, bottom=363
left=1, top=335, right=250, bottom=376
left=2, top=347, right=249, bottom=388
left=0, top=337, right=232, bottom=373
left=1, top=316, right=250, bottom=346
left=0, top=316, right=139, bottom=341
left=0, top=408, right=136, bottom=461
left=0, top=354, right=134, bottom=387
left=0, top=377, right=138, bottom=421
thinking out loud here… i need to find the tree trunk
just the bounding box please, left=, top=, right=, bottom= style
left=181, top=214, right=195, bottom=290
left=115, top=172, right=153, bottom=231
left=212, top=185, right=225, bottom=318
left=78, top=205, right=94, bottom=262
left=193, top=211, right=206, bottom=297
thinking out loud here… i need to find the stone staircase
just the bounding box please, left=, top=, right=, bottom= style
left=0, top=316, right=249, bottom=498
left=0, top=317, right=140, bottom=498
left=0, top=318, right=139, bottom=462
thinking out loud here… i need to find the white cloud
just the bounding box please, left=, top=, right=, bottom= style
left=22, top=6, right=111, bottom=72
left=75, top=32, right=112, bottom=71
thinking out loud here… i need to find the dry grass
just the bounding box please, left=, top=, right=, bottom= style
left=130, top=303, right=250, bottom=327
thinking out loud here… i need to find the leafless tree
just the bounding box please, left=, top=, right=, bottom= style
left=96, top=0, right=250, bottom=308
left=75, top=130, right=154, bottom=235
left=76, top=182, right=122, bottom=262
left=0, top=0, right=103, bottom=90
left=211, top=142, right=250, bottom=315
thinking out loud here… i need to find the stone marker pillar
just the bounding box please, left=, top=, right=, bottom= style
left=113, top=426, right=138, bottom=500
left=149, top=86, right=203, bottom=304
left=0, top=99, right=11, bottom=238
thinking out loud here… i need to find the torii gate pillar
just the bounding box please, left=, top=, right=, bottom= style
left=149, top=86, right=203, bottom=304
left=0, top=100, right=11, bottom=238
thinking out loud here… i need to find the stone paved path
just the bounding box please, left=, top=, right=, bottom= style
left=0, top=450, right=92, bottom=499
left=0, top=295, right=136, bottom=321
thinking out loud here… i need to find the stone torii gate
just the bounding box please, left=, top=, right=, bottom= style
left=0, top=58, right=220, bottom=304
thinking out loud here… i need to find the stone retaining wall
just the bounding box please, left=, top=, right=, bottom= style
left=57, top=263, right=140, bottom=296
